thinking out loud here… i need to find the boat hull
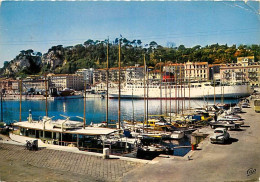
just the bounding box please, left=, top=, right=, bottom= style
left=109, top=84, right=253, bottom=99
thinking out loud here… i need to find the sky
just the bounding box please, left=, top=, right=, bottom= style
left=0, top=1, right=259, bottom=67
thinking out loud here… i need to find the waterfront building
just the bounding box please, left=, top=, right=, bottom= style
left=209, top=64, right=225, bottom=81
left=93, top=69, right=107, bottom=85
left=93, top=67, right=126, bottom=85
left=163, top=62, right=208, bottom=83
left=237, top=56, right=255, bottom=65
left=148, top=70, right=161, bottom=81
left=49, top=74, right=84, bottom=91
left=184, top=61, right=209, bottom=82
left=125, top=64, right=144, bottom=82
left=109, top=67, right=126, bottom=83
left=0, top=79, right=14, bottom=94
left=220, top=56, right=260, bottom=86
left=22, top=78, right=47, bottom=93
left=76, top=68, right=94, bottom=84
left=163, top=63, right=185, bottom=83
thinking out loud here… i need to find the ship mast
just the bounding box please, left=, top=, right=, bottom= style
left=183, top=63, right=185, bottom=111
left=146, top=65, right=149, bottom=131
left=118, top=38, right=121, bottom=129
left=214, top=78, right=216, bottom=105
left=189, top=69, right=191, bottom=110
left=169, top=64, right=172, bottom=123
left=177, top=64, right=180, bottom=114
left=160, top=59, right=162, bottom=115
left=83, top=81, right=86, bottom=129
left=132, top=87, right=135, bottom=126
left=164, top=61, right=167, bottom=115
left=106, top=38, right=109, bottom=127
left=181, top=65, right=183, bottom=115
left=44, top=73, right=48, bottom=117
left=143, top=54, right=146, bottom=133
left=19, top=79, right=22, bottom=122
left=1, top=89, right=3, bottom=123
left=175, top=63, right=177, bottom=115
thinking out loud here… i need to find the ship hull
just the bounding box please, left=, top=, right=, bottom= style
left=109, top=84, right=253, bottom=99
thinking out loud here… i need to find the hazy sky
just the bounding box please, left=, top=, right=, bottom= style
left=0, top=1, right=259, bottom=67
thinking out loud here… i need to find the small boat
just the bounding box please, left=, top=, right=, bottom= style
left=217, top=115, right=242, bottom=122
left=170, top=131, right=185, bottom=140
left=136, top=144, right=173, bottom=160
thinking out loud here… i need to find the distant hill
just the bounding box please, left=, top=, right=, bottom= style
left=1, top=38, right=259, bottom=78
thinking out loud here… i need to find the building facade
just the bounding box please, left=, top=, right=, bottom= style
left=76, top=68, right=94, bottom=84
left=220, top=62, right=260, bottom=86
left=49, top=74, right=84, bottom=91
left=184, top=61, right=209, bottom=82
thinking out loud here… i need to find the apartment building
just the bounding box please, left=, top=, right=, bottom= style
left=93, top=67, right=126, bottom=85
left=184, top=61, right=209, bottom=81
left=125, top=64, right=144, bottom=82
left=49, top=74, right=84, bottom=91
left=0, top=79, right=13, bottom=94
left=220, top=62, right=260, bottom=86
left=163, top=63, right=185, bottom=83
left=75, top=68, right=94, bottom=84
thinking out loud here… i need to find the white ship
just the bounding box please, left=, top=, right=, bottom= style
left=109, top=82, right=253, bottom=99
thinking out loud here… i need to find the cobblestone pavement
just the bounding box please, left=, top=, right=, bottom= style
left=0, top=143, right=143, bottom=182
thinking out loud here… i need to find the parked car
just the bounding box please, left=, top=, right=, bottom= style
left=210, top=120, right=240, bottom=130
left=210, top=128, right=230, bottom=144
left=241, top=103, right=250, bottom=108
left=232, top=106, right=243, bottom=113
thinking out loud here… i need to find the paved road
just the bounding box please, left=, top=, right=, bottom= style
left=123, top=101, right=260, bottom=182
left=0, top=143, right=143, bottom=182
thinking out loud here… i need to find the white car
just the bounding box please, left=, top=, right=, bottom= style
left=241, top=103, right=250, bottom=108
left=210, top=128, right=230, bottom=144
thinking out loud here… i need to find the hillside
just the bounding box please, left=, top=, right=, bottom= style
left=1, top=38, right=259, bottom=78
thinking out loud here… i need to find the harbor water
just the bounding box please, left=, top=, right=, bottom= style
left=1, top=97, right=240, bottom=158
left=2, top=98, right=240, bottom=125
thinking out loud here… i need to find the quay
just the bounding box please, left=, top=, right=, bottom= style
left=0, top=96, right=259, bottom=181
left=123, top=97, right=260, bottom=182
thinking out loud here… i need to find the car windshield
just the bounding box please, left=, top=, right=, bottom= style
left=214, top=130, right=224, bottom=133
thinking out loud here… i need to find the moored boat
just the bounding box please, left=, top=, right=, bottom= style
left=109, top=81, right=253, bottom=99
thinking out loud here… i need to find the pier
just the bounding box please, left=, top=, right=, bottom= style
left=123, top=96, right=260, bottom=181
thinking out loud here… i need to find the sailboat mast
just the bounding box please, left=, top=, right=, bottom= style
left=175, top=64, right=177, bottom=115
left=222, top=86, right=224, bottom=104
left=118, top=39, right=121, bottom=129
left=180, top=65, right=183, bottom=115
left=160, top=59, right=162, bottom=115
left=146, top=67, right=149, bottom=130
left=183, top=63, right=185, bottom=110
left=132, top=87, right=134, bottom=125
left=189, top=71, right=191, bottom=110
left=44, top=74, right=48, bottom=117
left=143, top=54, right=146, bottom=132
left=177, top=65, right=180, bottom=114
left=1, top=89, right=3, bottom=122
left=214, top=78, right=216, bottom=105
left=106, top=38, right=109, bottom=127
left=169, top=67, right=172, bottom=123
left=221, top=82, right=224, bottom=104
left=19, top=79, right=22, bottom=122
left=83, top=81, right=86, bottom=129
left=164, top=61, right=167, bottom=115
